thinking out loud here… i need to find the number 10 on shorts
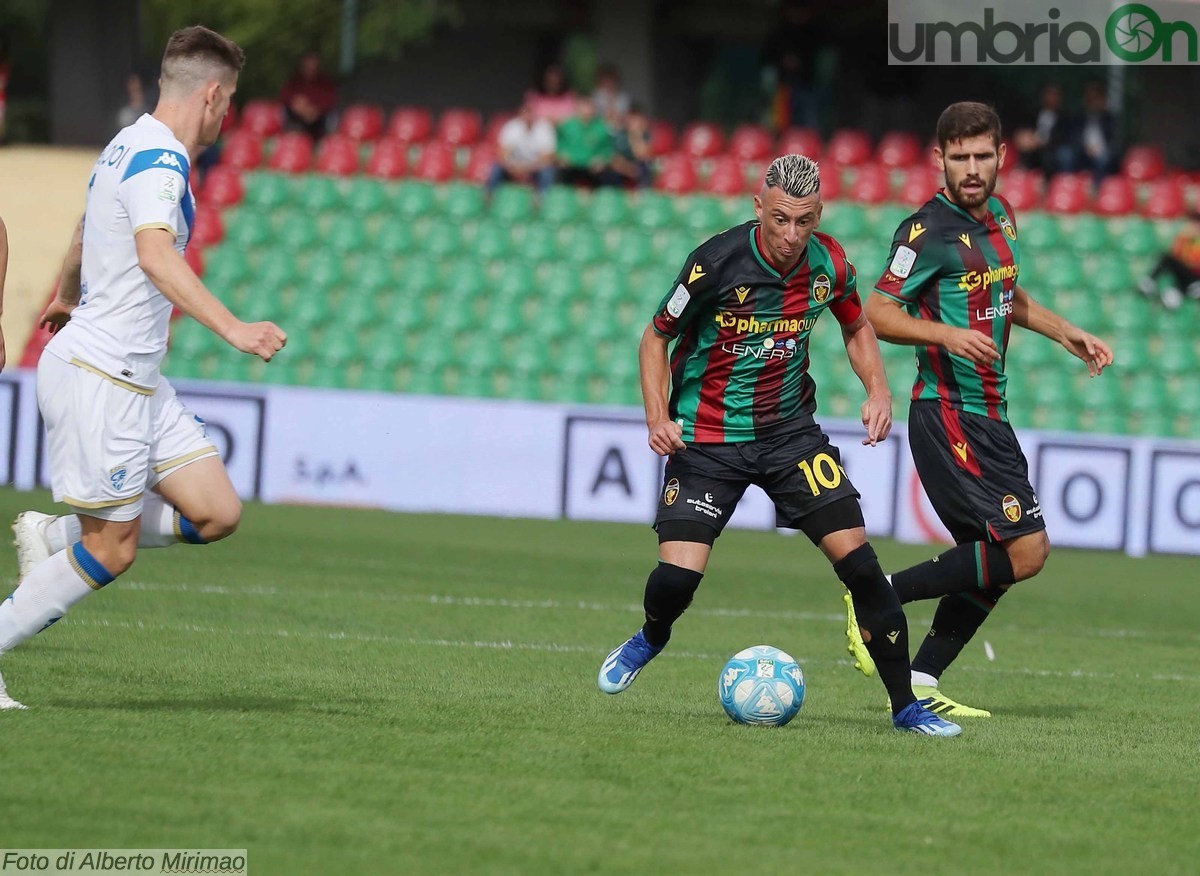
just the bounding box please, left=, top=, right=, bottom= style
left=797, top=452, right=844, bottom=496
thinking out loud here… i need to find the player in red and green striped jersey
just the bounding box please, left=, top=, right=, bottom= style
left=597, top=153, right=962, bottom=736
left=856, top=102, right=1114, bottom=718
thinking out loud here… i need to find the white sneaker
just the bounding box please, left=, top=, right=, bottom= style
left=0, top=668, right=28, bottom=710
left=12, top=511, right=54, bottom=584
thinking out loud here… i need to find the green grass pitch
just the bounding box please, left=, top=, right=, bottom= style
left=1, top=486, right=1198, bottom=874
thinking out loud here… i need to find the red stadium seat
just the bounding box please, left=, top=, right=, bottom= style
left=817, top=165, right=843, bottom=200
left=1122, top=144, right=1166, bottom=182
left=728, top=124, right=773, bottom=161
left=897, top=166, right=941, bottom=206
left=413, top=141, right=456, bottom=182
left=337, top=104, right=384, bottom=142
left=184, top=244, right=204, bottom=277
left=679, top=122, right=725, bottom=159
left=996, top=168, right=1040, bottom=211
left=241, top=100, right=283, bottom=138
left=1094, top=176, right=1137, bottom=216
left=849, top=166, right=892, bottom=204
left=365, top=139, right=409, bottom=179
left=1140, top=178, right=1188, bottom=219
left=876, top=131, right=922, bottom=169
left=190, top=206, right=224, bottom=247
left=220, top=103, right=238, bottom=135
left=387, top=106, right=434, bottom=144
left=437, top=108, right=483, bottom=146
left=220, top=131, right=263, bottom=170
left=484, top=112, right=515, bottom=145
left=656, top=154, right=699, bottom=194
left=314, top=134, right=359, bottom=176
left=1043, top=173, right=1090, bottom=214
left=826, top=129, right=872, bottom=167
left=705, top=156, right=747, bottom=196
left=267, top=132, right=314, bottom=174
left=462, top=143, right=497, bottom=184
left=776, top=127, right=822, bottom=161
left=201, top=166, right=244, bottom=207
left=648, top=120, right=676, bottom=157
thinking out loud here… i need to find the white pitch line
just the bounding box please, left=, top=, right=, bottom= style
left=55, top=617, right=1200, bottom=684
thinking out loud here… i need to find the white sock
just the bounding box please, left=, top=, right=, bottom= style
left=44, top=494, right=183, bottom=552
left=911, top=671, right=940, bottom=688
left=0, top=550, right=97, bottom=652
left=885, top=574, right=893, bottom=586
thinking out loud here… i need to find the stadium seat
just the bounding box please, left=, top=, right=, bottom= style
left=307, top=249, right=345, bottom=290
left=491, top=184, right=535, bottom=222
left=519, top=224, right=559, bottom=262
left=1111, top=217, right=1161, bottom=257
left=1093, top=177, right=1137, bottom=216
left=436, top=108, right=483, bottom=146
left=1066, top=215, right=1110, bottom=255
left=559, top=224, right=606, bottom=264
left=1043, top=174, right=1090, bottom=214
left=276, top=211, right=319, bottom=251
left=679, top=122, right=725, bottom=159
left=374, top=218, right=415, bottom=256
left=297, top=175, right=343, bottom=211
left=777, top=127, right=822, bottom=160
left=387, top=106, right=434, bottom=144
left=818, top=166, right=843, bottom=200
left=201, top=166, right=244, bottom=207
left=648, top=120, right=677, bottom=157
left=997, top=169, right=1041, bottom=212
left=393, top=180, right=436, bottom=217
left=896, top=167, right=939, bottom=207
left=184, top=245, right=204, bottom=277
left=440, top=181, right=486, bottom=219
left=190, top=207, right=224, bottom=247
left=540, top=186, right=582, bottom=224
left=849, top=167, right=892, bottom=204
left=314, top=134, right=359, bottom=176
left=337, top=104, right=384, bottom=141
left=826, top=129, right=872, bottom=167
left=257, top=249, right=299, bottom=289
left=1140, top=179, right=1187, bottom=219
left=610, top=229, right=656, bottom=270
left=655, top=154, right=699, bottom=194
left=633, top=191, right=675, bottom=229
left=679, top=194, right=727, bottom=235
left=267, top=132, right=314, bottom=174
left=344, top=177, right=388, bottom=214
left=223, top=209, right=273, bottom=250
left=590, top=188, right=630, bottom=226
left=825, top=202, right=869, bottom=238
left=240, top=100, right=283, bottom=138
left=413, top=142, right=456, bottom=182
left=704, top=156, right=745, bottom=196
left=728, top=124, right=774, bottom=161
left=365, top=139, right=409, bottom=179
left=1015, top=210, right=1059, bottom=249
left=327, top=220, right=368, bottom=256
left=202, top=247, right=250, bottom=288
left=876, top=131, right=922, bottom=169
left=221, top=131, right=263, bottom=171
left=483, top=112, right=515, bottom=146
left=461, top=144, right=497, bottom=184
left=1121, top=144, right=1166, bottom=182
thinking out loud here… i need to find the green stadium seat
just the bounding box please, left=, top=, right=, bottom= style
left=338, top=295, right=379, bottom=330
left=1111, top=218, right=1160, bottom=258
left=1134, top=411, right=1173, bottom=438
left=421, top=225, right=463, bottom=259
left=1018, top=212, right=1060, bottom=251
left=291, top=294, right=334, bottom=329
left=224, top=210, right=273, bottom=249
left=297, top=176, right=344, bottom=211
left=242, top=173, right=292, bottom=209
left=344, top=178, right=388, bottom=215
left=307, top=250, right=345, bottom=290
left=203, top=247, right=251, bottom=288
left=440, top=182, right=486, bottom=220
left=1109, top=300, right=1153, bottom=335
left=824, top=202, right=869, bottom=239
left=255, top=249, right=298, bottom=289
left=1158, top=336, right=1197, bottom=375
left=1066, top=215, right=1110, bottom=255
left=540, top=262, right=584, bottom=304
left=678, top=195, right=727, bottom=235
left=659, top=229, right=697, bottom=270
left=275, top=211, right=319, bottom=251
left=867, top=204, right=912, bottom=240
left=375, top=219, right=415, bottom=257
left=541, top=187, right=582, bottom=224
left=356, top=253, right=394, bottom=294
left=327, top=220, right=368, bottom=255
left=1091, top=255, right=1134, bottom=296
left=474, top=224, right=511, bottom=261
left=632, top=192, right=675, bottom=230
left=1043, top=259, right=1086, bottom=294
left=558, top=224, right=607, bottom=265
left=590, top=188, right=630, bottom=226
left=611, top=229, right=656, bottom=270
left=493, top=262, right=536, bottom=303
left=491, top=185, right=535, bottom=223
left=393, top=181, right=437, bottom=218
left=519, top=224, right=559, bottom=262
left=584, top=264, right=631, bottom=307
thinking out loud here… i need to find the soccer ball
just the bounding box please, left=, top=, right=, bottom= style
left=718, top=645, right=805, bottom=726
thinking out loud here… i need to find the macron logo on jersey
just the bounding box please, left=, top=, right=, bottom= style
left=153, top=152, right=183, bottom=169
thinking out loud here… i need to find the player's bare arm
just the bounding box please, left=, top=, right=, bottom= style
left=865, top=292, right=998, bottom=364
left=135, top=227, right=287, bottom=361
left=40, top=216, right=84, bottom=335
left=841, top=311, right=892, bottom=446
left=1012, top=284, right=1113, bottom=377
left=639, top=323, right=685, bottom=456
left=0, top=213, right=8, bottom=369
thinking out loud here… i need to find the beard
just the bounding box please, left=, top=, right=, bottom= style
left=948, top=171, right=997, bottom=208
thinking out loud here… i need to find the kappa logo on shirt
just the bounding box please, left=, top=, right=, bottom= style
left=153, top=152, right=183, bottom=169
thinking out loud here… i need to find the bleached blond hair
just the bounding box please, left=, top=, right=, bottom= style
left=763, top=153, right=821, bottom=198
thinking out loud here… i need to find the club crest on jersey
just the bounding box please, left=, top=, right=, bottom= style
left=664, top=478, right=680, bottom=506
left=1002, top=494, right=1022, bottom=523
left=812, top=273, right=831, bottom=303
left=110, top=467, right=128, bottom=491
left=999, top=215, right=1017, bottom=240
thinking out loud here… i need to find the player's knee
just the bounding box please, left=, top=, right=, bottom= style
left=84, top=540, right=137, bottom=577
left=1008, top=532, right=1050, bottom=581
left=644, top=562, right=704, bottom=625
left=198, top=496, right=242, bottom=542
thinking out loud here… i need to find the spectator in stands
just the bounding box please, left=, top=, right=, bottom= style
left=485, top=99, right=557, bottom=201
left=592, top=63, right=631, bottom=127
left=280, top=52, right=338, bottom=142
left=598, top=104, right=652, bottom=189
left=555, top=96, right=614, bottom=187
left=1063, top=80, right=1120, bottom=184
left=526, top=62, right=577, bottom=124
left=1137, top=209, right=1200, bottom=310
left=761, top=0, right=826, bottom=131
left=115, top=74, right=147, bottom=130
left=1014, top=83, right=1068, bottom=179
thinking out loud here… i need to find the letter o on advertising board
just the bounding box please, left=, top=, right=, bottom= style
left=1148, top=450, right=1200, bottom=555
left=1034, top=443, right=1130, bottom=550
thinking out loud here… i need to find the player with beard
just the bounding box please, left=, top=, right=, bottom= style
left=846, top=102, right=1113, bottom=717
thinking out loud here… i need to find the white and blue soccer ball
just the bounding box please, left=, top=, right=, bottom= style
left=718, top=645, right=805, bottom=726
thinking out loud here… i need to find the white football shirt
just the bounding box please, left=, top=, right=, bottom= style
left=45, top=113, right=195, bottom=390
